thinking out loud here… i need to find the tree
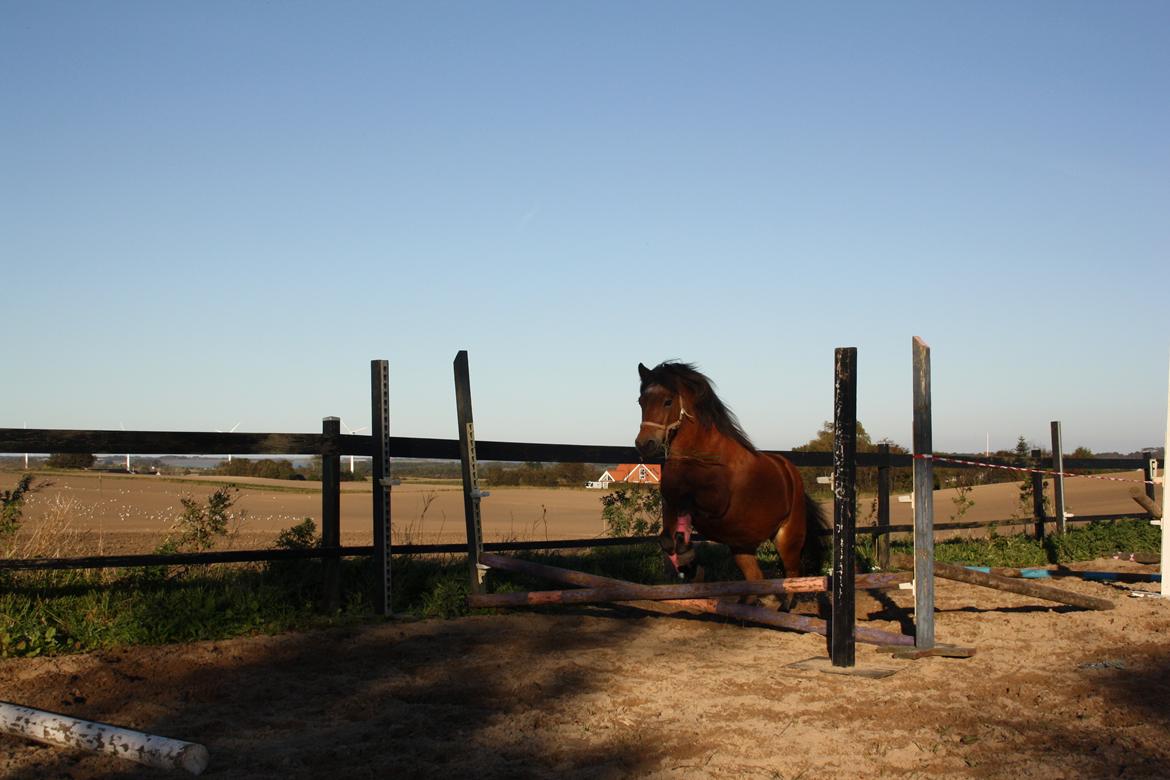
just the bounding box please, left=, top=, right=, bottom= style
left=46, top=452, right=95, bottom=469
left=793, top=421, right=874, bottom=452
left=792, top=421, right=909, bottom=499
left=1071, top=446, right=1093, bottom=459
left=1011, top=435, right=1048, bottom=521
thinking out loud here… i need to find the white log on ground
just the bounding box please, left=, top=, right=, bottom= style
left=0, top=700, right=209, bottom=775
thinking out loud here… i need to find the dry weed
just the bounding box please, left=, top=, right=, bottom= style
left=3, top=494, right=95, bottom=560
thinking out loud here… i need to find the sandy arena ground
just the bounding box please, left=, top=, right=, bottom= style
left=1, top=557, right=1168, bottom=778
left=1, top=471, right=1168, bottom=777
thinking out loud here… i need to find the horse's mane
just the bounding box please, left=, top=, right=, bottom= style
left=640, top=361, right=756, bottom=453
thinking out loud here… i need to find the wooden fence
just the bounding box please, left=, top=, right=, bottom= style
left=0, top=357, right=1158, bottom=615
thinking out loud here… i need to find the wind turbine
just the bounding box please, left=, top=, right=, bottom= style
left=120, top=422, right=130, bottom=472
left=216, top=422, right=242, bottom=463
left=341, top=419, right=369, bottom=473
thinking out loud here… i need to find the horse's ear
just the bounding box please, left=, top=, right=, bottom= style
left=638, top=363, right=651, bottom=382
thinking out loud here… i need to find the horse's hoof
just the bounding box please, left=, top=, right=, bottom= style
left=755, top=594, right=785, bottom=611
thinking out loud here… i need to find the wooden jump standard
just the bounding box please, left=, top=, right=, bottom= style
left=476, top=553, right=916, bottom=647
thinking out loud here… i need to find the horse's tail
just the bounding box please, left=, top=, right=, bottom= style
left=801, top=493, right=829, bottom=575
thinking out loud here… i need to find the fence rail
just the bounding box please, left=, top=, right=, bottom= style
left=0, top=426, right=1156, bottom=577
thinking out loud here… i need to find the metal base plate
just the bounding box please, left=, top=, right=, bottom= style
left=786, top=656, right=900, bottom=678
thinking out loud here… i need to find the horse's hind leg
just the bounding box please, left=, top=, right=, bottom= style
left=772, top=521, right=807, bottom=612
left=773, top=521, right=805, bottom=579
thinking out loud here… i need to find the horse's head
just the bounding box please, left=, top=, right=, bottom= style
left=634, top=362, right=693, bottom=458
left=634, top=361, right=756, bottom=459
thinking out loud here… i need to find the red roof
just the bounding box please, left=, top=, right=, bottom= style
left=604, top=463, right=661, bottom=483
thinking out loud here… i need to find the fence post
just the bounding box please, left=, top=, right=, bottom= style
left=831, top=347, right=857, bottom=668
left=371, top=360, right=392, bottom=616
left=1030, top=449, right=1046, bottom=541
left=1050, top=421, right=1066, bottom=535
left=454, top=350, right=486, bottom=595
left=876, top=444, right=891, bottom=570
left=912, top=336, right=935, bottom=650
left=321, top=416, right=341, bottom=612
left=1162, top=350, right=1169, bottom=599
left=1142, top=456, right=1157, bottom=506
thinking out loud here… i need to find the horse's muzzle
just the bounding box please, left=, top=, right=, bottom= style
left=634, top=435, right=662, bottom=459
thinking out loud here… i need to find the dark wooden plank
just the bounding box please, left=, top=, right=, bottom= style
left=321, top=417, right=342, bottom=612
left=454, top=351, right=485, bottom=594
left=831, top=347, right=858, bottom=667
left=1, top=427, right=1146, bottom=473
left=371, top=360, right=392, bottom=616
left=0, top=429, right=326, bottom=456
left=0, top=546, right=372, bottom=571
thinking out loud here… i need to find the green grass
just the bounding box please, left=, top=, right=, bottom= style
left=889, top=517, right=1161, bottom=569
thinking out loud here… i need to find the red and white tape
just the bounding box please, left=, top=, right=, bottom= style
left=912, top=453, right=1157, bottom=486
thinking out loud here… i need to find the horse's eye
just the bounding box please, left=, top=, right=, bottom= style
left=663, top=398, right=673, bottom=407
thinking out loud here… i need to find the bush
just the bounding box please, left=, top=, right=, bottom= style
left=1, top=474, right=36, bottom=542
left=164, top=486, right=243, bottom=553
left=601, top=486, right=662, bottom=537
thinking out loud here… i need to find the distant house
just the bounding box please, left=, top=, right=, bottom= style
left=585, top=463, right=662, bottom=489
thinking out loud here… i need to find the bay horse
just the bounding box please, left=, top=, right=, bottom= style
left=634, top=361, right=824, bottom=604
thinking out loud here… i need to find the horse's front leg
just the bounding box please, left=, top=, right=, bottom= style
left=658, top=503, right=698, bottom=580
left=732, top=548, right=787, bottom=611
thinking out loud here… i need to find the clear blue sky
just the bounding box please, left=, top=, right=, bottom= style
left=3, top=2, right=1167, bottom=455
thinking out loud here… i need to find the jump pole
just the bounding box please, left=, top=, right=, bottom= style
left=468, top=570, right=911, bottom=607
left=0, top=701, right=209, bottom=775
left=479, top=553, right=914, bottom=647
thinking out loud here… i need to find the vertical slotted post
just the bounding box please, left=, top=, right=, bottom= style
left=371, top=360, right=392, bottom=616
left=454, top=350, right=486, bottom=594
left=1162, top=350, right=1169, bottom=598
left=877, top=443, right=890, bottom=571
left=1050, top=421, right=1066, bottom=535
left=912, top=336, right=935, bottom=650
left=831, top=347, right=857, bottom=668
left=321, top=416, right=341, bottom=612
left=1030, top=449, right=1047, bottom=540
left=1142, top=457, right=1157, bottom=506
